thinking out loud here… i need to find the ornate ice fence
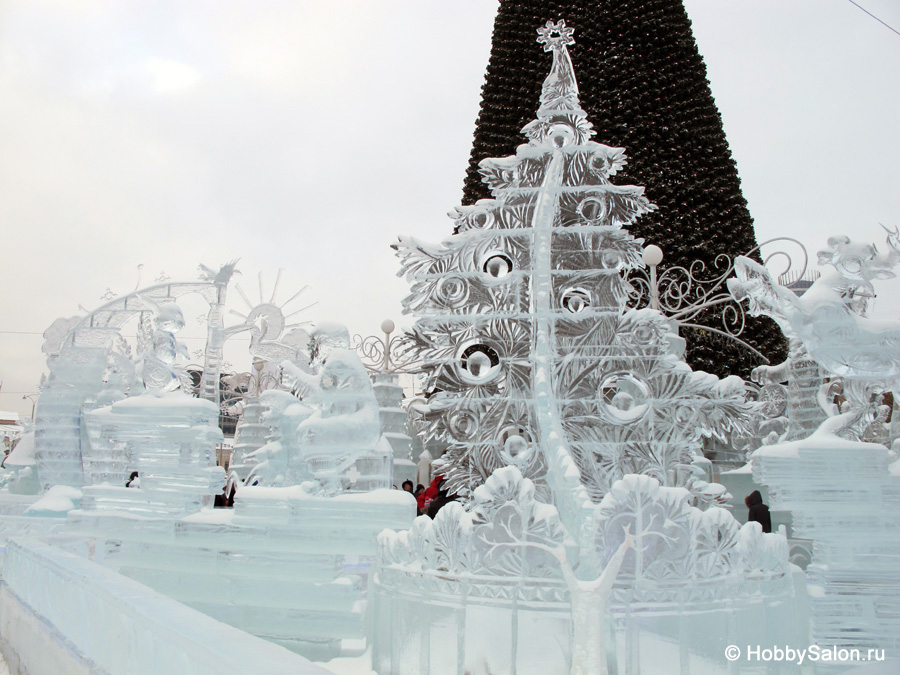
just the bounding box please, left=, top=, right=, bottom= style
left=372, top=565, right=802, bottom=674
left=371, top=471, right=805, bottom=675
left=0, top=537, right=329, bottom=675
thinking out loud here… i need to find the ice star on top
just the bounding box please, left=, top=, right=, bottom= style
left=537, top=20, right=575, bottom=51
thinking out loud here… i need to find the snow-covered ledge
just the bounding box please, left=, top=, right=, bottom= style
left=0, top=537, right=330, bottom=675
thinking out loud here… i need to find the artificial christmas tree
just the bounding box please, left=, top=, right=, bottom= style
left=395, top=21, right=755, bottom=520
left=461, top=0, right=786, bottom=378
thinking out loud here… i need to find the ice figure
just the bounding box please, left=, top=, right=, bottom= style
left=31, top=264, right=243, bottom=490
left=134, top=298, right=189, bottom=393
left=375, top=21, right=797, bottom=674
left=245, top=323, right=388, bottom=493
left=195, top=260, right=239, bottom=406
left=394, top=20, right=756, bottom=540
left=729, top=228, right=900, bottom=437
left=729, top=230, right=900, bottom=651
left=749, top=339, right=827, bottom=442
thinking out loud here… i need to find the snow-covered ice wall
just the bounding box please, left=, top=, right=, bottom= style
left=0, top=537, right=330, bottom=675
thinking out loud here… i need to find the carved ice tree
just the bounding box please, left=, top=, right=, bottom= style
left=395, top=21, right=755, bottom=539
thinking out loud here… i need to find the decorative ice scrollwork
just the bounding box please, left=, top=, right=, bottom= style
left=729, top=226, right=900, bottom=440
left=352, top=319, right=420, bottom=374
left=593, top=474, right=789, bottom=594
left=626, top=237, right=810, bottom=363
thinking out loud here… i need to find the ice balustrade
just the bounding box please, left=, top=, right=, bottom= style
left=730, top=230, right=900, bottom=652
left=0, top=537, right=329, bottom=675
left=373, top=468, right=798, bottom=674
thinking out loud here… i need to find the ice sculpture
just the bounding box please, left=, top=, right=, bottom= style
left=66, top=321, right=410, bottom=660
left=729, top=231, right=900, bottom=651
left=33, top=264, right=240, bottom=491
left=371, top=373, right=416, bottom=486
left=134, top=298, right=189, bottom=392
left=394, top=20, right=756, bottom=542
left=79, top=293, right=225, bottom=517
left=245, top=324, right=389, bottom=493
left=376, top=21, right=798, bottom=674
left=352, top=321, right=418, bottom=485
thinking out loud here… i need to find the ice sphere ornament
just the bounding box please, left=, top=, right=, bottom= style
left=394, top=20, right=756, bottom=539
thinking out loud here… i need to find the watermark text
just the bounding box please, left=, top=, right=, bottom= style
left=725, top=645, right=885, bottom=665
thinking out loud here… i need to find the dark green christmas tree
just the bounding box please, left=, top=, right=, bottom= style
left=462, top=0, right=786, bottom=378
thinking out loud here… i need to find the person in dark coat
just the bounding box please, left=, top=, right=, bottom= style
left=426, top=486, right=458, bottom=519
left=745, top=490, right=772, bottom=533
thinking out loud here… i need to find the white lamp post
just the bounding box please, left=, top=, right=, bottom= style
left=380, top=319, right=396, bottom=371
left=642, top=244, right=664, bottom=311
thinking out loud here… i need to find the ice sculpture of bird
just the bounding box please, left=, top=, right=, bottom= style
left=198, top=259, right=240, bottom=286
left=728, top=226, right=900, bottom=381
left=729, top=226, right=900, bottom=439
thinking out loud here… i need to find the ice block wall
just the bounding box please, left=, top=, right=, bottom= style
left=754, top=432, right=900, bottom=651
left=0, top=537, right=330, bottom=675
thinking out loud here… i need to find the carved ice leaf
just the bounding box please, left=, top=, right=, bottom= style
left=694, top=507, right=740, bottom=577
left=423, top=502, right=472, bottom=573
left=471, top=465, right=536, bottom=524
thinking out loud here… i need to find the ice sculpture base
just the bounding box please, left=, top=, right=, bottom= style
left=83, top=392, right=224, bottom=517
left=753, top=432, right=900, bottom=651
left=63, top=486, right=416, bottom=660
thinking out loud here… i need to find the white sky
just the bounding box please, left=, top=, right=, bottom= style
left=0, top=0, right=898, bottom=420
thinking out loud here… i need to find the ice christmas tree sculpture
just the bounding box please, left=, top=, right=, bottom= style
left=396, top=22, right=755, bottom=535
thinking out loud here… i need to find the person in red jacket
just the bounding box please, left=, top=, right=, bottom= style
left=418, top=475, right=444, bottom=514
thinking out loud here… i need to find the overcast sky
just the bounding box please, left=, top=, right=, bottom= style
left=1, top=0, right=898, bottom=420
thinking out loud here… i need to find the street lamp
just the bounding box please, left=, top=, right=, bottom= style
left=22, top=394, right=38, bottom=419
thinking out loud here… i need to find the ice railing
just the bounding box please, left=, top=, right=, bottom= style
left=375, top=471, right=792, bottom=608
left=1, top=537, right=328, bottom=675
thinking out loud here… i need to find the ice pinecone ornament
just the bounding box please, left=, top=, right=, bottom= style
left=395, top=22, right=755, bottom=533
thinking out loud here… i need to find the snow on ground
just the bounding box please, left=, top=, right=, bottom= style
left=322, top=641, right=375, bottom=675
left=0, top=644, right=11, bottom=675
left=323, top=654, right=375, bottom=675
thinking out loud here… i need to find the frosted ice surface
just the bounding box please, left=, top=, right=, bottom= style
left=731, top=231, right=900, bottom=651
left=246, top=336, right=387, bottom=493
left=377, top=20, right=801, bottom=674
